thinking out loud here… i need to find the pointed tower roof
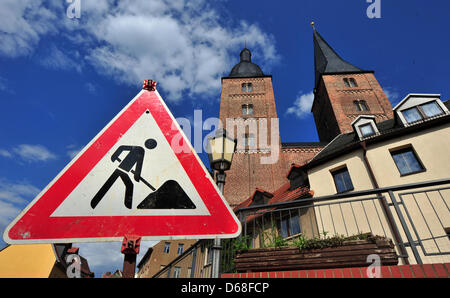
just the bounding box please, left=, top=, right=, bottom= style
left=312, top=24, right=370, bottom=87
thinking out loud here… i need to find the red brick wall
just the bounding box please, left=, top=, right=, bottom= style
left=223, top=148, right=322, bottom=207
left=219, top=76, right=324, bottom=207
left=313, top=73, right=394, bottom=142
left=221, top=263, right=450, bottom=278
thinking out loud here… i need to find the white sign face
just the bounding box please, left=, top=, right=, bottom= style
left=51, top=110, right=210, bottom=217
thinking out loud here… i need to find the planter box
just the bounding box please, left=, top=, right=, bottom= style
left=234, top=237, right=398, bottom=273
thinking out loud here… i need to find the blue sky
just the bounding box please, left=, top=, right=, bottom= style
left=0, top=0, right=449, bottom=277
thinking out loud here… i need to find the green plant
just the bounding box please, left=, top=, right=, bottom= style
left=232, top=235, right=251, bottom=251
left=291, top=232, right=376, bottom=251
left=272, top=235, right=289, bottom=248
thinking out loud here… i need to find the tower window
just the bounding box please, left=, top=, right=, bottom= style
left=242, top=83, right=253, bottom=92
left=354, top=100, right=369, bottom=112
left=243, top=133, right=256, bottom=148
left=242, top=104, right=254, bottom=115
left=344, top=78, right=358, bottom=88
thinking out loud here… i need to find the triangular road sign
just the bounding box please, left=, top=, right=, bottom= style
left=3, top=88, right=241, bottom=244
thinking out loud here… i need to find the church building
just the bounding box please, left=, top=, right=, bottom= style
left=221, top=26, right=394, bottom=207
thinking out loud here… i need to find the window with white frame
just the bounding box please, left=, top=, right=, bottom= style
left=173, top=267, right=181, bottom=278
left=177, top=243, right=184, bottom=255
left=352, top=115, right=378, bottom=140
left=163, top=242, right=170, bottom=254
left=394, top=94, right=448, bottom=126
left=401, top=101, right=444, bottom=124
left=359, top=123, right=376, bottom=137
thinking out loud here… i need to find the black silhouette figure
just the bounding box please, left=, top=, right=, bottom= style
left=137, top=180, right=196, bottom=209
left=90, top=138, right=196, bottom=210
left=91, top=139, right=157, bottom=209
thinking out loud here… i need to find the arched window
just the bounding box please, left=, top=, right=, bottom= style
left=242, top=104, right=254, bottom=115
left=354, top=100, right=369, bottom=112
left=242, top=83, right=253, bottom=92
left=343, top=78, right=350, bottom=88
left=344, top=78, right=358, bottom=88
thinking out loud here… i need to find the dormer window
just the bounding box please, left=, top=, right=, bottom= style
left=242, top=83, right=253, bottom=92
left=351, top=115, right=379, bottom=140
left=359, top=123, right=376, bottom=137
left=402, top=101, right=444, bottom=124
left=394, top=94, right=448, bottom=126
left=250, top=189, right=273, bottom=207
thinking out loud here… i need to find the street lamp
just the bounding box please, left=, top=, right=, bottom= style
left=206, top=128, right=237, bottom=278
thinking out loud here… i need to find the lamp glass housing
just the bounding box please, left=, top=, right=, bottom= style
left=207, top=129, right=236, bottom=172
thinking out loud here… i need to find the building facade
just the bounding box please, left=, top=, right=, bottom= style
left=139, top=26, right=450, bottom=277
left=137, top=239, right=197, bottom=278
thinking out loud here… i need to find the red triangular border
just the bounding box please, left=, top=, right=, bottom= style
left=4, top=90, right=241, bottom=244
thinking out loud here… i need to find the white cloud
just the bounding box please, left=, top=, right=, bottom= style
left=39, top=44, right=83, bottom=73
left=0, top=200, right=21, bottom=228
left=0, top=0, right=62, bottom=57
left=286, top=91, right=315, bottom=118
left=76, top=240, right=157, bottom=276
left=0, top=180, right=40, bottom=205
left=0, top=77, right=8, bottom=92
left=0, top=179, right=40, bottom=234
left=0, top=149, right=12, bottom=158
left=84, top=82, right=97, bottom=94
left=383, top=87, right=401, bottom=105
left=66, top=146, right=82, bottom=159
left=0, top=0, right=279, bottom=102
left=13, top=144, right=57, bottom=162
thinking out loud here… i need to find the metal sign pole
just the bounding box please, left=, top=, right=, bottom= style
left=211, top=171, right=226, bottom=278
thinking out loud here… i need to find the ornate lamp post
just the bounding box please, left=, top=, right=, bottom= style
left=206, top=128, right=237, bottom=278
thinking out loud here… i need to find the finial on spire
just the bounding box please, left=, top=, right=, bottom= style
left=310, top=21, right=316, bottom=30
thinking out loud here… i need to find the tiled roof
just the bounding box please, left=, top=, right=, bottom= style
left=234, top=182, right=313, bottom=224
left=310, top=105, right=450, bottom=167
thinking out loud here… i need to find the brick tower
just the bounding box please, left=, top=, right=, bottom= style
left=219, top=48, right=323, bottom=207
left=311, top=27, right=394, bottom=142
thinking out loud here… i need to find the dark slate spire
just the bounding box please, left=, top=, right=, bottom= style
left=312, top=23, right=366, bottom=87
left=228, top=48, right=265, bottom=78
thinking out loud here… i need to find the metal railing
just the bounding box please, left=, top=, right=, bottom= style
left=227, top=178, right=450, bottom=271
left=150, top=178, right=450, bottom=277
